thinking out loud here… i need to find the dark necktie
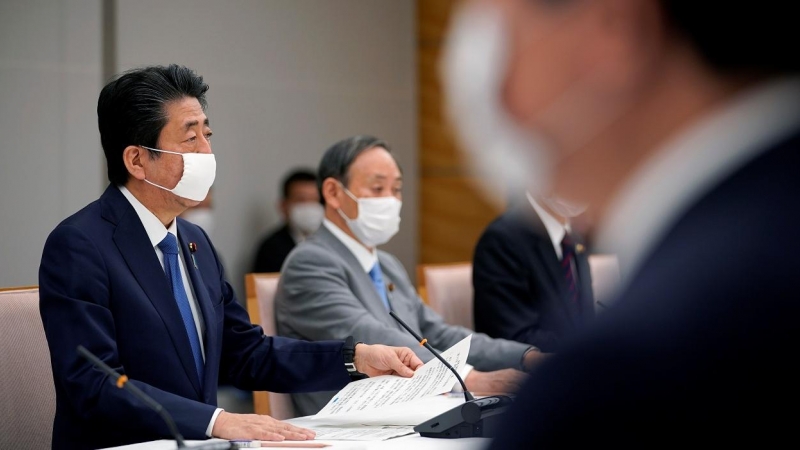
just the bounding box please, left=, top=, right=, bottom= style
left=369, top=263, right=391, bottom=311
left=158, top=233, right=204, bottom=385
left=561, top=233, right=581, bottom=313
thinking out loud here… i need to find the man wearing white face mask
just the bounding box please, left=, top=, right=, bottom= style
left=253, top=169, right=323, bottom=273
left=439, top=0, right=800, bottom=447
left=276, top=135, right=546, bottom=417
left=38, top=66, right=425, bottom=449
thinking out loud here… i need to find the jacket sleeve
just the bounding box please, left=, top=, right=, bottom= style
left=374, top=253, right=530, bottom=372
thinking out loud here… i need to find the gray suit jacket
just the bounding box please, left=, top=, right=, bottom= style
left=275, top=225, right=530, bottom=416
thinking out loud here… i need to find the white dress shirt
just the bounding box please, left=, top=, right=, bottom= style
left=527, top=193, right=571, bottom=260
left=323, top=218, right=378, bottom=271
left=118, top=186, right=222, bottom=436
left=596, top=78, right=800, bottom=289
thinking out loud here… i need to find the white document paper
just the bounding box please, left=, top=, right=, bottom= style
left=311, top=425, right=415, bottom=441
left=315, top=334, right=472, bottom=417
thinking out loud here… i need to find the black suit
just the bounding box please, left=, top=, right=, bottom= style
left=473, top=206, right=594, bottom=352
left=490, top=130, right=800, bottom=448
left=253, top=224, right=296, bottom=273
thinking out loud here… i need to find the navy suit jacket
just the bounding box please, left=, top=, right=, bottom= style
left=473, top=206, right=594, bottom=352
left=39, top=186, right=350, bottom=449
left=253, top=224, right=296, bottom=273
left=490, top=130, right=800, bottom=447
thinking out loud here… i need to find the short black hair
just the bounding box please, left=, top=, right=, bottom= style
left=97, top=64, right=210, bottom=186
left=282, top=169, right=317, bottom=199
left=317, top=135, right=393, bottom=205
left=660, top=1, right=799, bottom=76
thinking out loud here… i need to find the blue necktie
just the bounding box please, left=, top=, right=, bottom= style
left=369, top=263, right=391, bottom=311
left=158, top=233, right=205, bottom=386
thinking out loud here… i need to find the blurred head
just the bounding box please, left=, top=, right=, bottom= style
left=180, top=188, right=215, bottom=237
left=279, top=169, right=323, bottom=236
left=318, top=135, right=403, bottom=248
left=98, top=65, right=213, bottom=219
left=445, top=0, right=799, bottom=218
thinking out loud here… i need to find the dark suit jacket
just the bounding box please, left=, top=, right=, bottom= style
left=473, top=206, right=594, bottom=352
left=490, top=130, right=800, bottom=448
left=39, top=186, right=350, bottom=450
left=253, top=224, right=297, bottom=273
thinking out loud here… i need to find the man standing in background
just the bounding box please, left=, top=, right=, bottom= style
left=253, top=169, right=323, bottom=273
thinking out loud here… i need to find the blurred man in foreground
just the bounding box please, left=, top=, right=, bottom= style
left=440, top=0, right=800, bottom=447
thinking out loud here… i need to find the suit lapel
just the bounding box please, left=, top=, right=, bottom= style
left=104, top=188, right=203, bottom=396
left=519, top=207, right=581, bottom=327
left=177, top=229, right=218, bottom=396
left=574, top=248, right=596, bottom=321
left=315, top=227, right=394, bottom=321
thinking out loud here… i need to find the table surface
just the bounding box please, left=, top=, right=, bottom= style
left=103, top=395, right=490, bottom=450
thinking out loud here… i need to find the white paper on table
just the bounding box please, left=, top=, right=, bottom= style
left=311, top=425, right=416, bottom=441
left=315, top=334, right=472, bottom=418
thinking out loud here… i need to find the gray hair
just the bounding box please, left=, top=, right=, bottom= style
left=317, top=135, right=395, bottom=205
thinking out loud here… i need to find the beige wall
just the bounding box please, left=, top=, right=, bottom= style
left=0, top=0, right=103, bottom=288
left=0, top=0, right=417, bottom=297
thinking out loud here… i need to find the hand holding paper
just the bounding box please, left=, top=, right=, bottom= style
left=316, top=335, right=472, bottom=418
left=353, top=343, right=424, bottom=378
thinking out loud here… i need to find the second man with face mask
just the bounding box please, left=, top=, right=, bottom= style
left=275, top=135, right=547, bottom=416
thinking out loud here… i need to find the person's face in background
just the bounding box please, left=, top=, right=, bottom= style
left=281, top=180, right=323, bottom=236
left=180, top=188, right=215, bottom=237
left=333, top=147, right=403, bottom=222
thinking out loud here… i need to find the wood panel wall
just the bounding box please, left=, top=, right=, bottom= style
left=417, top=0, right=503, bottom=264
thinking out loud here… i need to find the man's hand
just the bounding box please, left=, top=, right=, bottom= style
left=211, top=411, right=315, bottom=441
left=353, top=343, right=424, bottom=378
left=522, top=348, right=548, bottom=372
left=465, top=368, right=527, bottom=395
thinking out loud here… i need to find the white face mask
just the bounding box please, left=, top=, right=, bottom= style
left=337, top=183, right=402, bottom=247
left=441, top=3, right=554, bottom=207
left=141, top=146, right=216, bottom=202
left=181, top=208, right=215, bottom=237
left=289, top=202, right=324, bottom=236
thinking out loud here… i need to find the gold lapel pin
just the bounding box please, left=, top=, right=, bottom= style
left=576, top=243, right=585, bottom=254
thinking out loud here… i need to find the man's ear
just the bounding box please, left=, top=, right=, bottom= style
left=123, top=145, right=147, bottom=181
left=322, top=177, right=341, bottom=210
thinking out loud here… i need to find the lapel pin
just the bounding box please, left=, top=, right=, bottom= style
left=387, top=283, right=395, bottom=292
left=189, top=242, right=198, bottom=269
left=576, top=243, right=585, bottom=254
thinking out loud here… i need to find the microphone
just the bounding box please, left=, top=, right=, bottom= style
left=388, top=312, right=513, bottom=439
left=77, top=346, right=231, bottom=450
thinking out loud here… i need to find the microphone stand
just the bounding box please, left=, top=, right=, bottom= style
left=77, top=346, right=231, bottom=449
left=388, top=311, right=513, bottom=439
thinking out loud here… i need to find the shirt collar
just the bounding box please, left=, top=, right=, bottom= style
left=119, top=185, right=178, bottom=247
left=596, top=77, right=800, bottom=284
left=323, top=218, right=378, bottom=273
left=527, top=193, right=570, bottom=259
